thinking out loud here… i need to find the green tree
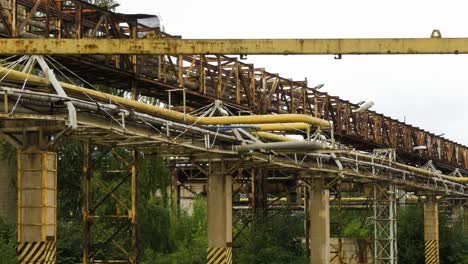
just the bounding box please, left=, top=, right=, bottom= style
left=57, top=140, right=83, bottom=219
left=439, top=212, right=468, bottom=264
left=142, top=198, right=208, bottom=264
left=0, top=217, right=15, bottom=264
left=235, top=209, right=308, bottom=264
left=56, top=220, right=82, bottom=264
left=398, top=206, right=425, bottom=263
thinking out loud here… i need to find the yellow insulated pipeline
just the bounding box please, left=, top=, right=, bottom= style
left=0, top=66, right=330, bottom=128
left=198, top=115, right=329, bottom=127
left=249, top=123, right=311, bottom=132
left=1, top=67, right=466, bottom=184
left=251, top=132, right=298, bottom=142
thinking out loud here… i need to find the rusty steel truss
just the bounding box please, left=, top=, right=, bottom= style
left=0, top=0, right=466, bottom=174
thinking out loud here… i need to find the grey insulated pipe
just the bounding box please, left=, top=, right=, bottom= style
left=235, top=141, right=326, bottom=153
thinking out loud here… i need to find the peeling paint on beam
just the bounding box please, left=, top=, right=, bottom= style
left=2, top=38, right=468, bottom=55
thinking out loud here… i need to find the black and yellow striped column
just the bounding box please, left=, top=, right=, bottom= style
left=17, top=150, right=57, bottom=264
left=207, top=246, right=233, bottom=264
left=424, top=196, right=439, bottom=264
left=226, top=245, right=232, bottom=264
left=17, top=241, right=56, bottom=264
left=207, top=161, right=233, bottom=264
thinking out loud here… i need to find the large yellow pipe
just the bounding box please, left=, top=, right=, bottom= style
left=0, top=66, right=330, bottom=128
left=251, top=123, right=311, bottom=132
left=197, top=115, right=329, bottom=127
left=252, top=132, right=298, bottom=142
left=333, top=195, right=422, bottom=203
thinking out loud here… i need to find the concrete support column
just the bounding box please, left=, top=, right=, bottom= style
left=309, top=178, right=330, bottom=264
left=17, top=150, right=57, bottom=263
left=225, top=172, right=233, bottom=262
left=207, top=161, right=232, bottom=264
left=424, top=196, right=439, bottom=264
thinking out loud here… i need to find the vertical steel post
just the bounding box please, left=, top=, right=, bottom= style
left=130, top=150, right=138, bottom=264
left=130, top=29, right=139, bottom=259
left=253, top=168, right=267, bottom=220
left=336, top=180, right=344, bottom=264
left=235, top=63, right=241, bottom=104
left=82, top=142, right=90, bottom=264
left=178, top=55, right=184, bottom=88
left=74, top=1, right=82, bottom=38
left=9, top=0, right=17, bottom=37
left=199, top=55, right=206, bottom=94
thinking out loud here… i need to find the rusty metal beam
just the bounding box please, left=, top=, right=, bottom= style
left=2, top=37, right=468, bottom=55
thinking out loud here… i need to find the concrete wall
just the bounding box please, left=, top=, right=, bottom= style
left=330, top=238, right=373, bottom=264
left=0, top=159, right=16, bottom=221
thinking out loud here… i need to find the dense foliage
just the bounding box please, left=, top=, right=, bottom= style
left=235, top=210, right=308, bottom=264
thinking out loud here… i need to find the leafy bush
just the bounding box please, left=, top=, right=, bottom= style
left=0, top=217, right=15, bottom=264
left=235, top=210, right=308, bottom=264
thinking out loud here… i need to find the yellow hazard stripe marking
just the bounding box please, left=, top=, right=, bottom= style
left=226, top=246, right=233, bottom=264
left=17, top=241, right=56, bottom=263
left=44, top=241, right=56, bottom=262
left=425, top=239, right=439, bottom=264
left=207, top=247, right=228, bottom=264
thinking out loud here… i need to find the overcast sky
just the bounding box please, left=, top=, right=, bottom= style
left=118, top=0, right=468, bottom=145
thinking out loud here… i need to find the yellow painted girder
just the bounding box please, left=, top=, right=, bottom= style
left=2, top=37, right=468, bottom=55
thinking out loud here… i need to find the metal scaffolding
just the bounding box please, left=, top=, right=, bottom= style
left=373, top=182, right=398, bottom=264
left=82, top=143, right=138, bottom=263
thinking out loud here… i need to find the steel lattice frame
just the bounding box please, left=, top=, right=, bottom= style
left=373, top=182, right=398, bottom=264
left=82, top=143, right=138, bottom=264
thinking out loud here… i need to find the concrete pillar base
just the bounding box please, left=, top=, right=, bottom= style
left=17, top=150, right=57, bottom=263
left=309, top=178, right=330, bottom=264
left=207, top=161, right=232, bottom=264
left=424, top=196, right=439, bottom=264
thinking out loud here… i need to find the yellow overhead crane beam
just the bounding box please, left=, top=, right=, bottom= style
left=2, top=34, right=468, bottom=55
